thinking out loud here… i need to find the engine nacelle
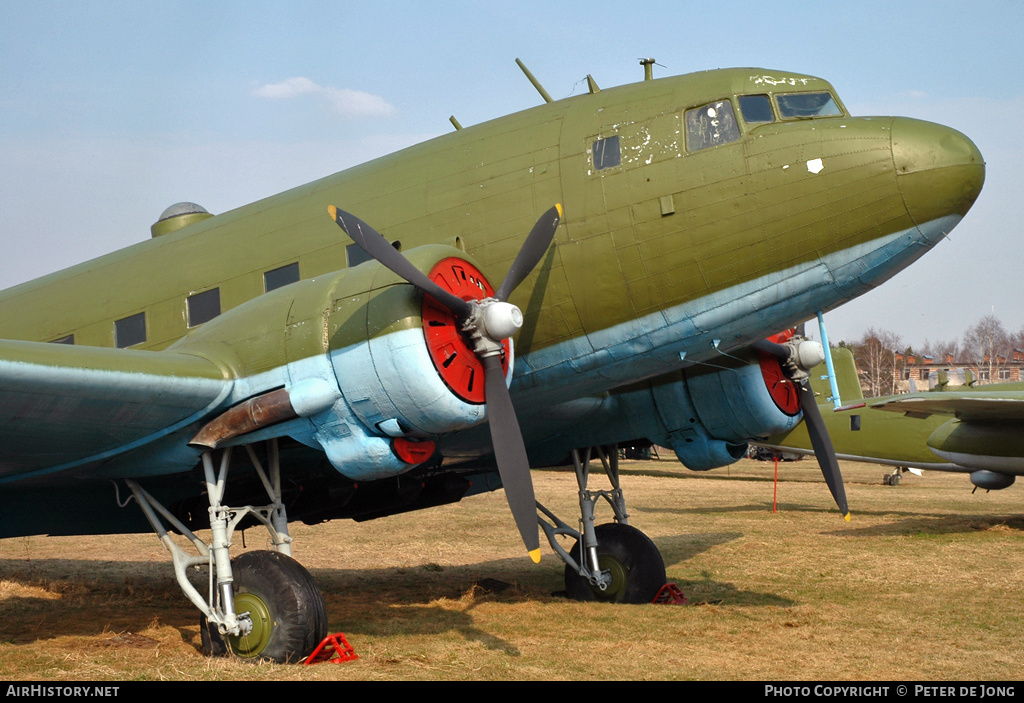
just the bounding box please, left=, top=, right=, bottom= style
left=926, top=418, right=1024, bottom=474
left=328, top=248, right=507, bottom=438
left=651, top=350, right=804, bottom=471
left=177, top=244, right=505, bottom=481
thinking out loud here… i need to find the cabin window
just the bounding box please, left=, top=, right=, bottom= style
left=346, top=243, right=373, bottom=268
left=187, top=288, right=221, bottom=327
left=346, top=240, right=400, bottom=268
left=738, top=94, right=774, bottom=123
left=264, top=262, right=300, bottom=292
left=50, top=334, right=74, bottom=345
left=592, top=135, right=621, bottom=170
left=775, top=92, right=842, bottom=118
left=115, top=312, right=146, bottom=348
left=685, top=100, right=739, bottom=152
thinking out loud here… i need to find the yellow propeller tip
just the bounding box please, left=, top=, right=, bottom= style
left=327, top=205, right=337, bottom=219
left=555, top=203, right=563, bottom=218
left=528, top=548, right=542, bottom=564
left=844, top=512, right=851, bottom=522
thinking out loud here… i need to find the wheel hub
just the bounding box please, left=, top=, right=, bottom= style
left=228, top=593, right=274, bottom=658
left=594, top=555, right=628, bottom=601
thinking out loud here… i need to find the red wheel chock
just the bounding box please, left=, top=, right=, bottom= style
left=652, top=583, right=688, bottom=605
left=304, top=633, right=359, bottom=665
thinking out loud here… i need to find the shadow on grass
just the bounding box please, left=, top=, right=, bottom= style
left=825, top=512, right=1024, bottom=538
left=0, top=525, right=790, bottom=653
left=670, top=577, right=795, bottom=607
left=638, top=500, right=841, bottom=517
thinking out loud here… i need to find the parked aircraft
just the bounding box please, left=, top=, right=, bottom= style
left=762, top=348, right=1024, bottom=490
left=0, top=62, right=984, bottom=662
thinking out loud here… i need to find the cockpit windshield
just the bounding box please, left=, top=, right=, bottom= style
left=775, top=92, right=842, bottom=118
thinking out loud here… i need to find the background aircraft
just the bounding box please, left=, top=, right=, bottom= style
left=0, top=64, right=984, bottom=662
left=761, top=348, right=1024, bottom=491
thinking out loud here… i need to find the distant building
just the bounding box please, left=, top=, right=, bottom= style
left=890, top=349, right=1024, bottom=393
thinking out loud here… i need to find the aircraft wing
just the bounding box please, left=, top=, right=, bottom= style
left=869, top=392, right=1024, bottom=422
left=0, top=339, right=231, bottom=484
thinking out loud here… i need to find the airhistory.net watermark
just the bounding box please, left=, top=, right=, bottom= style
left=6, top=686, right=119, bottom=697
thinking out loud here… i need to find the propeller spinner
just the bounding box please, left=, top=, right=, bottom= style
left=328, top=204, right=563, bottom=562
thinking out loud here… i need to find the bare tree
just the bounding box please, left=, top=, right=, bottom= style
left=920, top=337, right=960, bottom=363
left=850, top=327, right=903, bottom=397
left=962, top=315, right=1011, bottom=384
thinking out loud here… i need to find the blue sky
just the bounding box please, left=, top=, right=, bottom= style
left=1, top=0, right=1021, bottom=350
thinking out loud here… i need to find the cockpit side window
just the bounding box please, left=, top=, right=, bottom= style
left=738, top=94, right=774, bottom=123
left=775, top=92, right=842, bottom=118
left=685, top=100, right=739, bottom=152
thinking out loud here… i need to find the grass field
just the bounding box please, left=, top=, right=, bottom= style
left=2, top=457, right=1022, bottom=681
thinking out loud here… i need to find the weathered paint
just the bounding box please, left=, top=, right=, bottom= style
left=0, top=67, right=984, bottom=499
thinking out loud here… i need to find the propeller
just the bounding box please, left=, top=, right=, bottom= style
left=754, top=336, right=850, bottom=521
left=328, top=204, right=563, bottom=562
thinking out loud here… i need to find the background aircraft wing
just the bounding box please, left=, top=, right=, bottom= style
left=869, top=392, right=1024, bottom=421
left=0, top=339, right=231, bottom=483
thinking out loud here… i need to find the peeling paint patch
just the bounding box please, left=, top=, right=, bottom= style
left=806, top=158, right=824, bottom=174
left=750, top=74, right=813, bottom=87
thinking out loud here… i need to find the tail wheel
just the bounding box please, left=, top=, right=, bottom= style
left=563, top=523, right=666, bottom=604
left=204, top=550, right=327, bottom=663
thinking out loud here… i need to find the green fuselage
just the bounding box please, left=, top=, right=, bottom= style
left=0, top=68, right=988, bottom=539
left=0, top=68, right=982, bottom=391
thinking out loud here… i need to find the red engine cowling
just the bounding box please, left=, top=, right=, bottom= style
left=328, top=248, right=511, bottom=440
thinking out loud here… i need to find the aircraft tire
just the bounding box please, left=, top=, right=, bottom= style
left=222, top=550, right=328, bottom=663
left=563, top=523, right=666, bottom=604
left=199, top=613, right=228, bottom=657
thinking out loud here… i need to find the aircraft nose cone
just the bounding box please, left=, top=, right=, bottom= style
left=893, top=117, right=985, bottom=225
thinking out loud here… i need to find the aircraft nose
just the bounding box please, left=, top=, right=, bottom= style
left=892, top=117, right=985, bottom=225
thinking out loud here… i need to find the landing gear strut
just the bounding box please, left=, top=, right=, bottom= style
left=538, top=445, right=666, bottom=603
left=126, top=439, right=327, bottom=663
left=883, top=466, right=904, bottom=486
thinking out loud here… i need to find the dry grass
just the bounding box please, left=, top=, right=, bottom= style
left=2, top=458, right=1023, bottom=680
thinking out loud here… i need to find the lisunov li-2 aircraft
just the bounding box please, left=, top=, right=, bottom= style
left=762, top=348, right=1024, bottom=491
left=0, top=61, right=984, bottom=663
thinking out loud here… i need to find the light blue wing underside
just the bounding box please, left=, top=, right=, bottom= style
left=0, top=339, right=231, bottom=484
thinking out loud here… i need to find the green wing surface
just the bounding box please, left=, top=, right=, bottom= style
left=870, top=392, right=1024, bottom=421
left=0, top=340, right=230, bottom=483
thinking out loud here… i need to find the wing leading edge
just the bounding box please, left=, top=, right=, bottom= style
left=0, top=339, right=231, bottom=484
left=870, top=392, right=1024, bottom=422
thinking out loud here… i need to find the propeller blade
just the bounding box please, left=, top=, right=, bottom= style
left=328, top=206, right=472, bottom=318
left=482, top=353, right=541, bottom=562
left=329, top=204, right=552, bottom=560
left=495, top=204, right=562, bottom=302
left=797, top=379, right=851, bottom=520
left=752, top=338, right=790, bottom=359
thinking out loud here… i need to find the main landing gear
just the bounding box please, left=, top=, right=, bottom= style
left=883, top=466, right=904, bottom=486
left=127, top=439, right=327, bottom=663
left=538, top=445, right=666, bottom=603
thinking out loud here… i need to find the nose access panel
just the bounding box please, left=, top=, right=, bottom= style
left=892, top=117, right=985, bottom=226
